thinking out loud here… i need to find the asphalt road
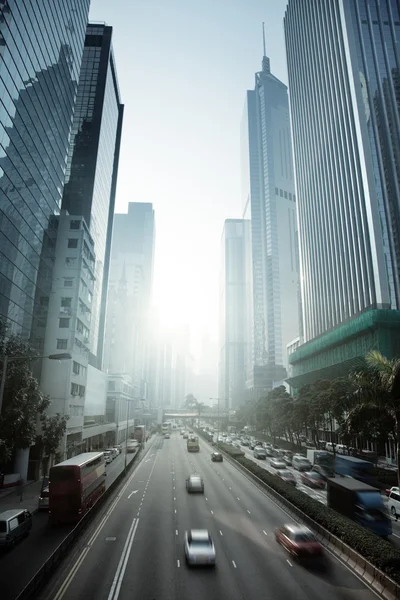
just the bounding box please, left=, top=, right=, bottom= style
left=37, top=431, right=381, bottom=600
left=0, top=447, right=139, bottom=600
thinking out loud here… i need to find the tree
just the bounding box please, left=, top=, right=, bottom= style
left=184, top=394, right=198, bottom=409
left=348, top=350, right=400, bottom=485
left=0, top=321, right=50, bottom=469
left=37, top=413, right=69, bottom=474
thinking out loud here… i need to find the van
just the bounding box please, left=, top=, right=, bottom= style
left=336, top=444, right=347, bottom=455
left=388, top=489, right=400, bottom=519
left=0, top=509, right=32, bottom=548
left=325, top=442, right=334, bottom=452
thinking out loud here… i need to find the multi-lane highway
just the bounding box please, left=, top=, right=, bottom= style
left=0, top=447, right=139, bottom=600
left=37, top=431, right=380, bottom=600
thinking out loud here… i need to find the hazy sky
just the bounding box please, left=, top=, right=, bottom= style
left=90, top=0, right=289, bottom=357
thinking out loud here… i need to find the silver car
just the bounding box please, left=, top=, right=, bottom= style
left=184, top=530, right=216, bottom=566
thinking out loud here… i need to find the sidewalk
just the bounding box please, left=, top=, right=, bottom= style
left=0, top=480, right=42, bottom=514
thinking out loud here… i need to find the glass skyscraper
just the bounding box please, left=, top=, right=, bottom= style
left=0, top=0, right=90, bottom=341
left=284, top=0, right=400, bottom=343
left=62, top=24, right=124, bottom=368
left=241, top=49, right=300, bottom=392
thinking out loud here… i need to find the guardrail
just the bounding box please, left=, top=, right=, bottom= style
left=201, top=435, right=400, bottom=600
left=15, top=444, right=145, bottom=600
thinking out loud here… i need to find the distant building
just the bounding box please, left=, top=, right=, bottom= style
left=104, top=203, right=155, bottom=398
left=219, top=219, right=252, bottom=410
left=241, top=33, right=300, bottom=395
left=62, top=23, right=124, bottom=368
left=284, top=0, right=400, bottom=388
left=105, top=374, right=136, bottom=446
left=0, top=1, right=90, bottom=343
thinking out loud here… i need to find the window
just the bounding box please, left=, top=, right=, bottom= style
left=68, top=238, right=78, bottom=248
left=57, top=339, right=68, bottom=350
left=61, top=297, right=72, bottom=308
left=72, top=361, right=80, bottom=375
left=65, top=257, right=76, bottom=267
left=59, top=318, right=70, bottom=328
left=64, top=279, right=74, bottom=287
left=70, top=220, right=80, bottom=230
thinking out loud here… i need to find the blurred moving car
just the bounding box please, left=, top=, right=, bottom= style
left=253, top=446, right=267, bottom=459
left=211, top=452, right=223, bottom=462
left=164, top=433, right=170, bottom=439
left=38, top=476, right=50, bottom=510
left=184, top=530, right=216, bottom=566
left=275, top=524, right=323, bottom=560
left=183, top=433, right=188, bottom=439
left=186, top=475, right=204, bottom=493
left=292, top=456, right=312, bottom=471
left=270, top=458, right=287, bottom=469
left=276, top=469, right=296, bottom=486
left=283, top=454, right=293, bottom=466
left=312, top=464, right=334, bottom=482
left=113, top=445, right=122, bottom=455
left=300, top=471, right=326, bottom=489
left=105, top=448, right=118, bottom=460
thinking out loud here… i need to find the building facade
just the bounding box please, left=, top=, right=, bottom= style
left=106, top=374, right=136, bottom=446
left=219, top=219, right=252, bottom=410
left=241, top=48, right=300, bottom=393
left=285, top=0, right=400, bottom=386
left=104, top=202, right=155, bottom=397
left=62, top=23, right=124, bottom=368
left=0, top=0, right=90, bottom=343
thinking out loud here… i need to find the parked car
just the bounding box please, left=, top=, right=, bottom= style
left=103, top=451, right=113, bottom=464
left=105, top=448, right=117, bottom=459
left=385, top=486, right=400, bottom=497
left=276, top=470, right=296, bottom=486
left=275, top=524, right=323, bottom=560
left=0, top=509, right=32, bottom=548
left=38, top=476, right=49, bottom=511
left=113, top=445, right=122, bottom=455
left=292, top=456, right=312, bottom=472
left=388, top=489, right=400, bottom=518
left=184, top=530, right=216, bottom=566
left=300, top=471, right=326, bottom=489
left=211, top=452, right=223, bottom=462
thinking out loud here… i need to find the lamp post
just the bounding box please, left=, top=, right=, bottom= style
left=0, top=352, right=72, bottom=414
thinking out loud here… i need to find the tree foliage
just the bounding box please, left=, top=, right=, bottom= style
left=0, top=321, right=50, bottom=467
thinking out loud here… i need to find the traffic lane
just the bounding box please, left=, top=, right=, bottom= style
left=171, top=438, right=247, bottom=600
left=37, top=435, right=161, bottom=600
left=197, top=440, right=379, bottom=600
left=240, top=445, right=327, bottom=504
left=105, top=449, right=138, bottom=487
left=186, top=445, right=333, bottom=600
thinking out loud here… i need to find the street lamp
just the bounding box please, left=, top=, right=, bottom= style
left=0, top=352, right=72, bottom=414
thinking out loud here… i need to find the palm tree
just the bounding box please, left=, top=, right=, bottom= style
left=349, top=350, right=400, bottom=484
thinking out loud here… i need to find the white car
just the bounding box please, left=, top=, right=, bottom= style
left=184, top=530, right=216, bottom=566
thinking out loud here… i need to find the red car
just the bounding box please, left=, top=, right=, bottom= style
left=275, top=524, right=322, bottom=559
left=300, top=471, right=325, bottom=489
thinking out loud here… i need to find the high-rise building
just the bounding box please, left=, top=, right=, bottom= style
left=219, top=219, right=252, bottom=410
left=0, top=1, right=90, bottom=343
left=104, top=202, right=155, bottom=397
left=241, top=34, right=300, bottom=393
left=62, top=23, right=124, bottom=368
left=285, top=0, right=400, bottom=388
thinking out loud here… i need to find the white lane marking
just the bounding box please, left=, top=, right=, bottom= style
left=127, top=490, right=138, bottom=499
left=145, top=459, right=150, bottom=463
left=205, top=497, right=208, bottom=501
left=229, top=487, right=232, bottom=490
left=174, top=497, right=176, bottom=501
left=176, top=530, right=178, bottom=536
left=177, top=559, right=180, bottom=567
left=237, top=497, right=240, bottom=501
left=247, top=510, right=251, bottom=514
left=263, top=530, right=268, bottom=536
left=286, top=559, right=293, bottom=567
left=219, top=530, right=223, bottom=536
left=175, top=509, right=177, bottom=514
left=211, top=510, right=214, bottom=515
left=232, top=560, right=237, bottom=568
left=107, top=518, right=139, bottom=600
left=106, top=537, right=117, bottom=541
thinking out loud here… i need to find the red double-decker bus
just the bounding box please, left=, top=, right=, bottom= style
left=49, top=452, right=106, bottom=524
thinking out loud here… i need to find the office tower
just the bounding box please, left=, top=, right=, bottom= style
left=285, top=0, right=400, bottom=387
left=241, top=31, right=300, bottom=394
left=62, top=23, right=124, bottom=368
left=0, top=1, right=90, bottom=343
left=104, top=202, right=155, bottom=397
left=219, top=219, right=252, bottom=410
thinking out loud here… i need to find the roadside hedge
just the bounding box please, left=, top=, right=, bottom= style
left=198, top=431, right=400, bottom=584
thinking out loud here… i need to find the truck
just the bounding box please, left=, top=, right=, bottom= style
left=187, top=436, right=200, bottom=452
left=307, top=449, right=334, bottom=475
left=334, top=455, right=374, bottom=484
left=133, top=425, right=146, bottom=443
left=327, top=477, right=392, bottom=537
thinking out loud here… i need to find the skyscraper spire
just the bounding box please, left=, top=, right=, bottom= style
left=262, top=21, right=270, bottom=73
